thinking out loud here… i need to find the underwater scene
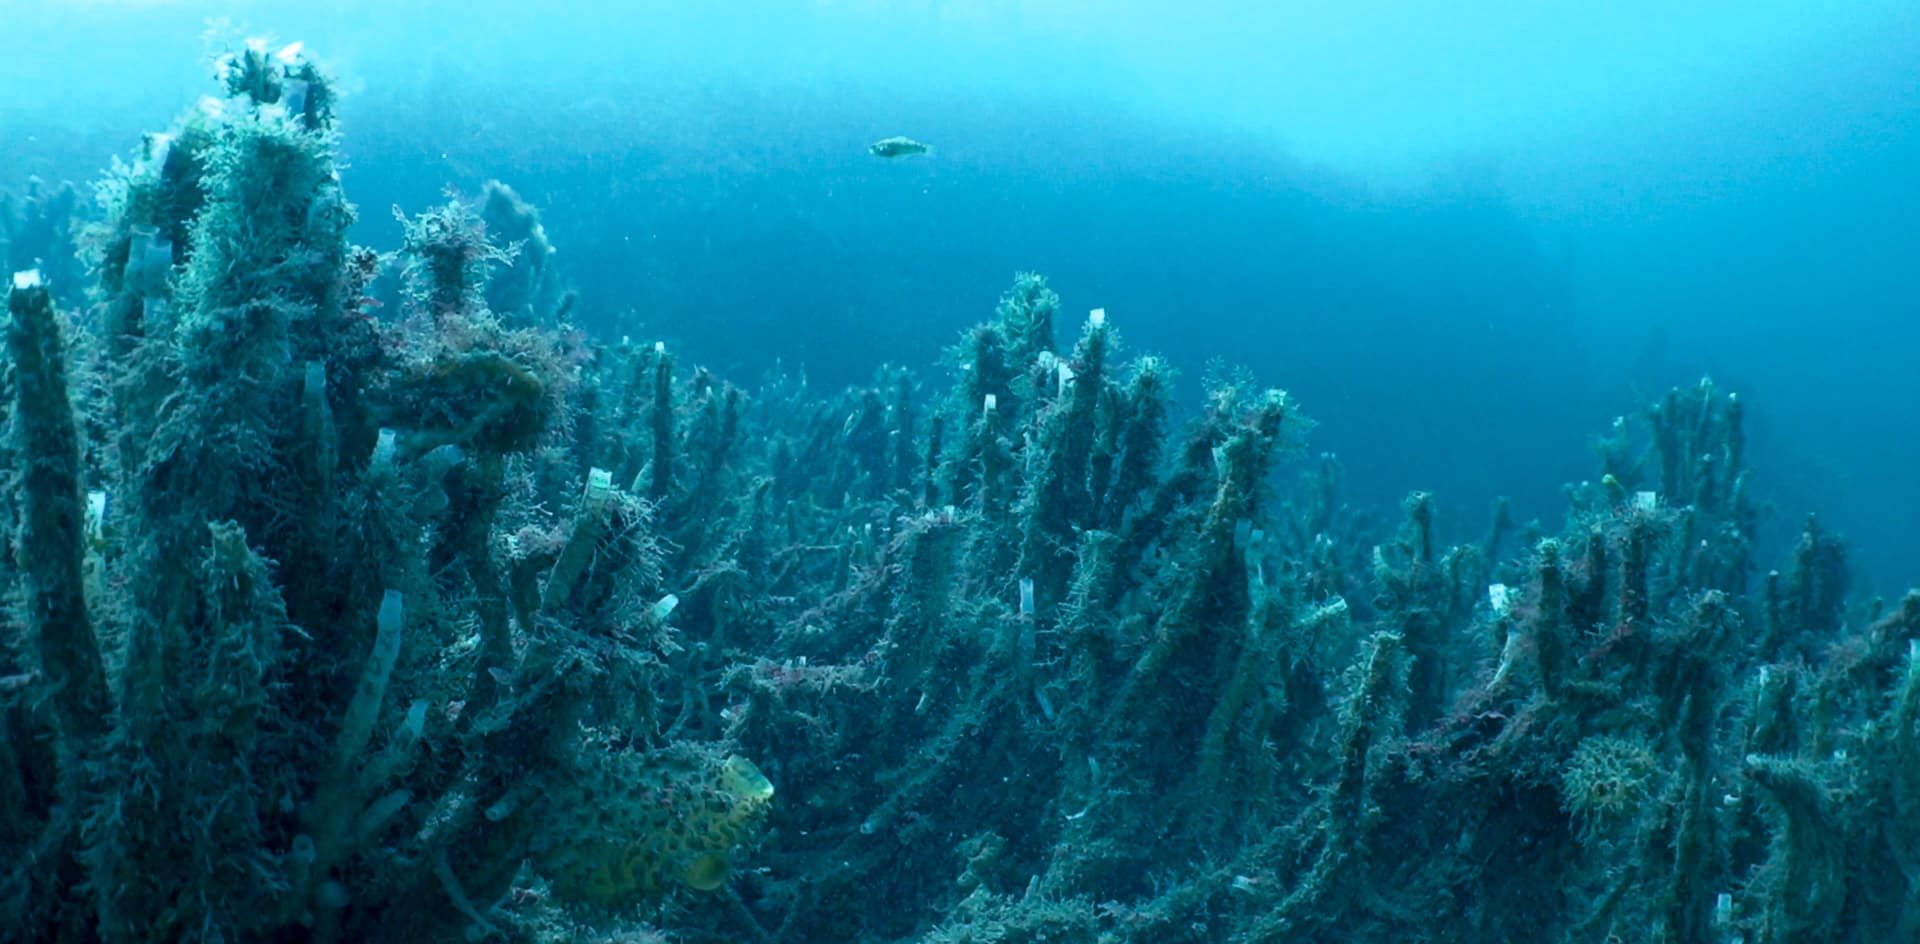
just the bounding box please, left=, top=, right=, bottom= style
left=3, top=1, right=1919, bottom=942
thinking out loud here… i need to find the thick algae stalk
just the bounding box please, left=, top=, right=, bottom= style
left=1015, top=309, right=1111, bottom=616
left=1110, top=388, right=1293, bottom=732
left=996, top=271, right=1059, bottom=368
left=543, top=468, right=617, bottom=610
left=4, top=272, right=110, bottom=942
left=6, top=272, right=108, bottom=747
left=650, top=342, right=677, bottom=501
left=1099, top=355, right=1169, bottom=530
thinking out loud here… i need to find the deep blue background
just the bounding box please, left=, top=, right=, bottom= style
left=3, top=1, right=1916, bottom=589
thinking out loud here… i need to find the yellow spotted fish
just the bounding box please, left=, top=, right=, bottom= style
left=535, top=748, right=774, bottom=906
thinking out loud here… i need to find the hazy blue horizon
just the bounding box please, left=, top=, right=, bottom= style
left=4, top=0, right=1917, bottom=587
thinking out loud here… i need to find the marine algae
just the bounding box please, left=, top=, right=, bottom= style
left=3, top=38, right=1919, bottom=944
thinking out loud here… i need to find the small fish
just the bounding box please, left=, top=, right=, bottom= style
left=869, top=135, right=932, bottom=158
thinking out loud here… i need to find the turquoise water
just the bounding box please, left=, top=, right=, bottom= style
left=2, top=3, right=1918, bottom=942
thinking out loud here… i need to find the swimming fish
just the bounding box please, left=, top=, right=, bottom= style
left=869, top=136, right=932, bottom=158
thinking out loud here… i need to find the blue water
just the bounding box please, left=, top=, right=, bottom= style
left=5, top=0, right=1918, bottom=586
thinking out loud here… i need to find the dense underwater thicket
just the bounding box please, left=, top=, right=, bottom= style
left=4, top=45, right=1918, bottom=944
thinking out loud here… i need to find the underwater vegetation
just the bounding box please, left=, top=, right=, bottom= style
left=3, top=42, right=1918, bottom=944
